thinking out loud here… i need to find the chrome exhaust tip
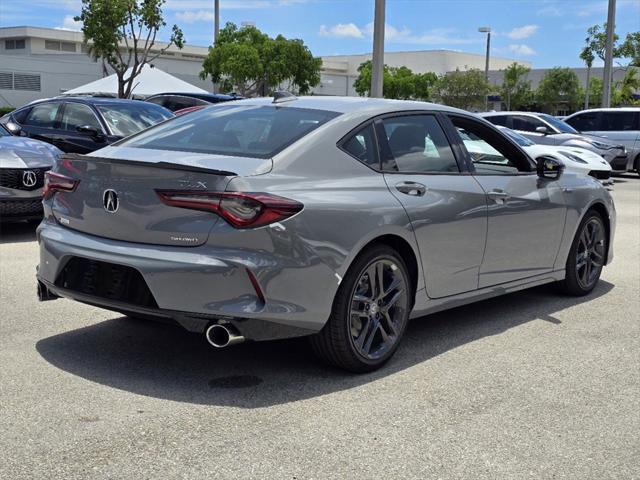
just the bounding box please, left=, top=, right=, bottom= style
left=205, top=324, right=245, bottom=348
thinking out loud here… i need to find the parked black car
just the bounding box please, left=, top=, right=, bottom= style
left=0, top=97, right=173, bottom=154
left=145, top=92, right=242, bottom=112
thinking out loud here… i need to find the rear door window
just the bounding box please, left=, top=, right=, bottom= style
left=122, top=105, right=340, bottom=158
left=512, top=115, right=546, bottom=132
left=485, top=115, right=510, bottom=127
left=22, top=103, right=61, bottom=129
left=601, top=111, right=638, bottom=131
left=379, top=115, right=459, bottom=173
left=61, top=103, right=103, bottom=132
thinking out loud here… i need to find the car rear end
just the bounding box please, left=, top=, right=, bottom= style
left=36, top=102, right=342, bottom=342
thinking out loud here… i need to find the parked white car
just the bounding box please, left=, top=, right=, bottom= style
left=458, top=126, right=613, bottom=185
left=496, top=127, right=612, bottom=185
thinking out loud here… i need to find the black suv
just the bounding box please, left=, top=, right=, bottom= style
left=145, top=92, right=242, bottom=112
left=0, top=97, right=173, bottom=154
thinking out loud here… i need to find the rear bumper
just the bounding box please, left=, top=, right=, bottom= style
left=36, top=221, right=337, bottom=339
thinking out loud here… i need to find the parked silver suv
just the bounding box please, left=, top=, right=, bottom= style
left=481, top=111, right=629, bottom=173
left=564, top=108, right=640, bottom=176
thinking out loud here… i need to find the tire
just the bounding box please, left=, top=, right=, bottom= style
left=635, top=155, right=640, bottom=177
left=310, top=245, right=412, bottom=373
left=558, top=210, right=607, bottom=296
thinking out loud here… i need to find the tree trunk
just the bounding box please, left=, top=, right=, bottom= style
left=117, top=72, right=125, bottom=98
left=584, top=66, right=591, bottom=109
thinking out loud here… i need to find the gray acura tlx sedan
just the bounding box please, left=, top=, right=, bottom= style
left=36, top=96, right=616, bottom=372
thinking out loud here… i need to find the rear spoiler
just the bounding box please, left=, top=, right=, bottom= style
left=59, top=153, right=237, bottom=177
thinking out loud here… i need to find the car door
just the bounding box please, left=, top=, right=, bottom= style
left=57, top=102, right=108, bottom=154
left=447, top=114, right=567, bottom=288
left=17, top=102, right=64, bottom=148
left=373, top=113, right=488, bottom=298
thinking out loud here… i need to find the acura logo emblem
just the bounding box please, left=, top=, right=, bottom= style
left=22, top=170, right=37, bottom=188
left=103, top=189, right=119, bottom=213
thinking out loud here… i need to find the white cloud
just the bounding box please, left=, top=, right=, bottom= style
left=176, top=10, right=215, bottom=23
left=507, top=25, right=539, bottom=40
left=57, top=14, right=82, bottom=31
left=325, top=22, right=478, bottom=45
left=167, top=0, right=306, bottom=10
left=508, top=44, right=536, bottom=56
left=319, top=23, right=364, bottom=39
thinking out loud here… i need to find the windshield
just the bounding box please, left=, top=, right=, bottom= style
left=97, top=103, right=173, bottom=137
left=122, top=105, right=341, bottom=158
left=499, top=127, right=534, bottom=146
left=539, top=114, right=578, bottom=134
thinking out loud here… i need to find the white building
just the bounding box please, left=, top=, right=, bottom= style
left=315, top=50, right=531, bottom=96
left=0, top=26, right=213, bottom=107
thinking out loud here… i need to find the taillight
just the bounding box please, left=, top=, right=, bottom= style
left=43, top=171, right=79, bottom=199
left=155, top=190, right=303, bottom=229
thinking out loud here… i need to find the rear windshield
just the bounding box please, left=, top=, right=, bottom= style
left=97, top=103, right=173, bottom=137
left=539, top=114, right=578, bottom=134
left=121, top=105, right=340, bottom=158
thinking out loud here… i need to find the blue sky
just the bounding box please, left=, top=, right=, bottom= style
left=2, top=0, right=639, bottom=68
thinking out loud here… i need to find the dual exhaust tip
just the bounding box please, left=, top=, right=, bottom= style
left=205, top=323, right=245, bottom=348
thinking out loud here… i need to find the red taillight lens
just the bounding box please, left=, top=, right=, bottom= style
left=43, top=171, right=79, bottom=199
left=155, top=190, right=303, bottom=229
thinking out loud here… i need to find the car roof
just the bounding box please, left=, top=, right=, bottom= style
left=27, top=96, right=158, bottom=107
left=566, top=107, right=640, bottom=115
left=225, top=95, right=470, bottom=116
left=480, top=111, right=546, bottom=117
left=149, top=92, right=238, bottom=99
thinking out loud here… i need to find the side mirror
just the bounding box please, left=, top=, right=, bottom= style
left=5, top=121, right=22, bottom=135
left=76, top=125, right=101, bottom=138
left=537, top=156, right=564, bottom=180
left=535, top=126, right=549, bottom=135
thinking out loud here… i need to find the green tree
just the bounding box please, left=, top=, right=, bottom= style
left=612, top=68, right=640, bottom=106
left=536, top=67, right=582, bottom=113
left=586, top=77, right=603, bottom=108
left=583, top=24, right=621, bottom=62
left=435, top=68, right=489, bottom=111
left=75, top=0, right=184, bottom=98
left=619, top=32, right=640, bottom=67
left=353, top=61, right=438, bottom=101
left=200, top=22, right=321, bottom=96
left=500, top=62, right=532, bottom=110
left=580, top=43, right=596, bottom=109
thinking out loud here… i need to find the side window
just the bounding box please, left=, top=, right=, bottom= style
left=341, top=122, right=379, bottom=168
left=566, top=112, right=600, bottom=131
left=146, top=96, right=168, bottom=108
left=22, top=103, right=61, bottom=129
left=601, top=111, right=637, bottom=131
left=61, top=103, right=102, bottom=132
left=380, top=115, right=459, bottom=173
left=450, top=115, right=532, bottom=174
left=486, top=115, right=509, bottom=127
left=512, top=115, right=545, bottom=132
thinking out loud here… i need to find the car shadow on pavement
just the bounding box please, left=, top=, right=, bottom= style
left=36, top=281, right=614, bottom=408
left=0, top=220, right=39, bottom=244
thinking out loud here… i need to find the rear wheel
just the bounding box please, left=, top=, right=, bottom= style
left=310, top=245, right=411, bottom=373
left=635, top=154, right=640, bottom=177
left=559, top=211, right=607, bottom=296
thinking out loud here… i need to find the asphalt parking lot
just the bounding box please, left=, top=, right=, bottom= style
left=1, top=176, right=638, bottom=480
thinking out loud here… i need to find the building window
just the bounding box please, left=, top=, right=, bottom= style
left=45, top=40, right=61, bottom=51
left=5, top=39, right=26, bottom=50
left=61, top=42, right=76, bottom=52
left=0, top=72, right=41, bottom=91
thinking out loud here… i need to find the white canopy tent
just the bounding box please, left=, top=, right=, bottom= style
left=62, top=64, right=208, bottom=97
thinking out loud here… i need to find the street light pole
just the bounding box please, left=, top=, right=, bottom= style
left=371, top=0, right=385, bottom=98
left=602, top=0, right=616, bottom=108
left=479, top=27, right=491, bottom=111
left=214, top=0, right=220, bottom=43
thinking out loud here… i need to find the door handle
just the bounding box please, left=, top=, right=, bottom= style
left=487, top=189, right=510, bottom=204
left=395, top=181, right=426, bottom=197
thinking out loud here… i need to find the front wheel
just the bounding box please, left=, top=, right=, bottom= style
left=310, top=245, right=411, bottom=373
left=559, top=211, right=607, bottom=296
